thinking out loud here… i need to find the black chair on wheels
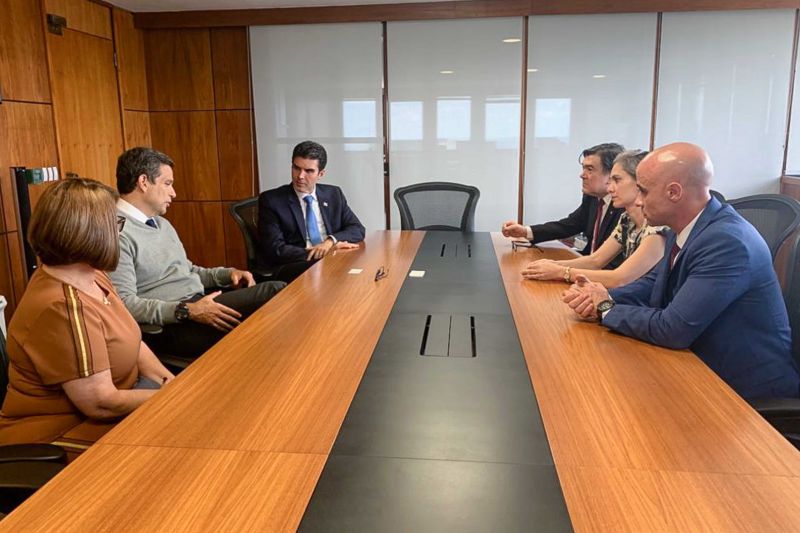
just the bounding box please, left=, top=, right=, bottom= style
left=229, top=197, right=273, bottom=280
left=0, top=328, right=67, bottom=514
left=726, top=194, right=800, bottom=448
left=393, top=182, right=480, bottom=231
left=750, top=229, right=800, bottom=450
left=728, top=194, right=800, bottom=259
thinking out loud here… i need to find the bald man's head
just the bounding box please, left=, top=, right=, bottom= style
left=644, top=142, right=713, bottom=188
left=635, top=142, right=713, bottom=230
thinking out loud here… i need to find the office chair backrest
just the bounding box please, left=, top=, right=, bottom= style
left=728, top=194, right=800, bottom=259
left=393, top=182, right=480, bottom=231
left=228, top=197, right=260, bottom=272
left=782, top=231, right=800, bottom=367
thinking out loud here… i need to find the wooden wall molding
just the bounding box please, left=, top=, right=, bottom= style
left=134, top=0, right=800, bottom=29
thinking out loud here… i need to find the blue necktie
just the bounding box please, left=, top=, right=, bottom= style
left=145, top=218, right=157, bottom=229
left=303, top=195, right=323, bottom=245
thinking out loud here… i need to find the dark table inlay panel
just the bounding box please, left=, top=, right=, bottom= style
left=373, top=312, right=524, bottom=362
left=329, top=350, right=554, bottom=464
left=420, top=314, right=475, bottom=357
left=300, top=232, right=571, bottom=531
left=299, top=456, right=571, bottom=533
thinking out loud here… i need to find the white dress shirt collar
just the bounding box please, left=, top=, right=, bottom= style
left=675, top=202, right=707, bottom=249
left=294, top=187, right=317, bottom=203
left=117, top=198, right=150, bottom=224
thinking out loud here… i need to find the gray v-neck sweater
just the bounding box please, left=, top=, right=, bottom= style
left=109, top=214, right=232, bottom=325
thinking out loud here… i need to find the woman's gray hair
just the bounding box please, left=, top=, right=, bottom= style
left=613, top=149, right=649, bottom=180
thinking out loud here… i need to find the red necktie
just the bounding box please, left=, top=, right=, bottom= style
left=669, top=242, right=681, bottom=269
left=591, top=198, right=604, bottom=253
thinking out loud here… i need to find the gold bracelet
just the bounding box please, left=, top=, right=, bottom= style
left=563, top=266, right=571, bottom=283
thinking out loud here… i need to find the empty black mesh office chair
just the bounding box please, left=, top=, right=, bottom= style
left=393, top=182, right=480, bottom=231
left=228, top=197, right=272, bottom=279
left=750, top=230, right=800, bottom=450
left=0, top=327, right=66, bottom=513
left=728, top=194, right=800, bottom=259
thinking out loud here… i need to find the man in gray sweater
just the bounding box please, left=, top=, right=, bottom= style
left=109, top=147, right=285, bottom=360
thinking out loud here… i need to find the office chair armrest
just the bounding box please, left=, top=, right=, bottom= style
left=252, top=268, right=275, bottom=283
left=0, top=460, right=65, bottom=491
left=750, top=397, right=800, bottom=436
left=750, top=397, right=800, bottom=418
left=0, top=444, right=66, bottom=464
left=140, top=324, right=164, bottom=335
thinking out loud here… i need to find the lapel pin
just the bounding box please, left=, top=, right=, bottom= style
left=323, top=202, right=328, bottom=207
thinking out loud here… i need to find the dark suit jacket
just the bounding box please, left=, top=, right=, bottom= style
left=530, top=194, right=624, bottom=268
left=605, top=197, right=800, bottom=399
left=258, top=183, right=365, bottom=267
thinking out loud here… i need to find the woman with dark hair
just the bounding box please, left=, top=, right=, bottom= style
left=522, top=150, right=668, bottom=288
left=0, top=178, right=174, bottom=446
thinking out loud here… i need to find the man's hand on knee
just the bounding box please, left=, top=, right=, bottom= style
left=186, top=291, right=242, bottom=331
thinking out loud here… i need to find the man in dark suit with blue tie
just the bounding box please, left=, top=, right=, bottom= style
left=258, top=141, right=366, bottom=281
left=563, top=142, right=800, bottom=399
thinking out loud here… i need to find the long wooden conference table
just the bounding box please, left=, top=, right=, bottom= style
left=3, top=230, right=800, bottom=531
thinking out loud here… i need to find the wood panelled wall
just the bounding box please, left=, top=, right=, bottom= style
left=0, top=0, right=59, bottom=318
left=45, top=0, right=123, bottom=189
left=0, top=0, right=254, bottom=321
left=116, top=12, right=254, bottom=269
left=143, top=27, right=253, bottom=269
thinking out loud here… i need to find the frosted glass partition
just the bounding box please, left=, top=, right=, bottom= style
left=387, top=18, right=523, bottom=231
left=655, top=10, right=795, bottom=197
left=786, top=46, right=800, bottom=176
left=250, top=23, right=385, bottom=231
left=524, top=14, right=656, bottom=225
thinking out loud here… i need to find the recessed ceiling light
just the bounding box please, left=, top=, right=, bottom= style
left=440, top=70, right=454, bottom=75
left=593, top=74, right=607, bottom=79
left=503, top=38, right=522, bottom=43
left=527, top=68, right=539, bottom=73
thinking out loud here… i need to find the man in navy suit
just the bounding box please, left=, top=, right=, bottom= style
left=501, top=143, right=626, bottom=268
left=258, top=141, right=365, bottom=281
left=563, top=142, right=800, bottom=399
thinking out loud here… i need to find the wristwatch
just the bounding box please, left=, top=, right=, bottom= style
left=596, top=299, right=615, bottom=317
left=175, top=302, right=190, bottom=322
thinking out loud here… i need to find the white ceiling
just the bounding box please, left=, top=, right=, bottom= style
left=107, top=0, right=454, bottom=13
